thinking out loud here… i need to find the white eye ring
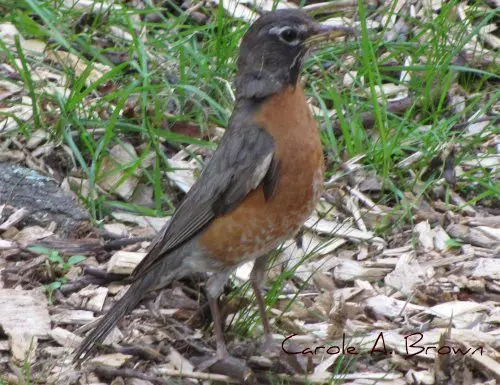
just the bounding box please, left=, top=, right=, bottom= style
left=269, top=26, right=300, bottom=46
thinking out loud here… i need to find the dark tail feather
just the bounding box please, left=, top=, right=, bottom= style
left=73, top=275, right=155, bottom=364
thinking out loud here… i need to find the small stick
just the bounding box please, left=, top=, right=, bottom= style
left=93, top=366, right=166, bottom=385
left=155, top=367, right=241, bottom=383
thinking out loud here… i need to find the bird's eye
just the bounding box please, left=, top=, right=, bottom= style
left=279, top=27, right=299, bottom=45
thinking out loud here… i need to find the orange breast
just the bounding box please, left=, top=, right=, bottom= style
left=199, top=85, right=324, bottom=265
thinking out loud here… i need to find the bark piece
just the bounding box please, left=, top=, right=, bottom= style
left=0, top=163, right=90, bottom=237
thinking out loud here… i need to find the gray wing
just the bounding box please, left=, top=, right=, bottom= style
left=131, top=124, right=277, bottom=278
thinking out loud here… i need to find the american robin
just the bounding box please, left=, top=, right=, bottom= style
left=74, top=9, right=335, bottom=365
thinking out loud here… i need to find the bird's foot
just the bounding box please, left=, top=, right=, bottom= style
left=195, top=355, right=220, bottom=372
left=194, top=354, right=256, bottom=384
left=196, top=345, right=228, bottom=372
left=259, top=333, right=283, bottom=357
left=261, top=333, right=274, bottom=352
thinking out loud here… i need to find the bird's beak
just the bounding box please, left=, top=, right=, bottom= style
left=305, top=23, right=353, bottom=47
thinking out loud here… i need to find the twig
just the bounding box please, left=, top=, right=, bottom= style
left=325, top=96, right=414, bottom=134
left=155, top=367, right=240, bottom=383
left=451, top=115, right=499, bottom=131
left=59, top=276, right=105, bottom=295
left=83, top=267, right=126, bottom=282
left=115, top=345, right=164, bottom=362
left=184, top=0, right=204, bottom=15
left=92, top=366, right=166, bottom=385
left=25, top=238, right=102, bottom=255
left=345, top=186, right=383, bottom=213
left=304, top=0, right=357, bottom=13
left=342, top=190, right=367, bottom=232
left=275, top=372, right=402, bottom=384
left=7, top=363, right=26, bottom=385
left=103, top=236, right=149, bottom=251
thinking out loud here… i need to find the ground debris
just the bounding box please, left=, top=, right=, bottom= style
left=0, top=289, right=50, bottom=362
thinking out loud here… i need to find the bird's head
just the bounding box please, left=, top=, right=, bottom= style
left=235, top=9, right=335, bottom=100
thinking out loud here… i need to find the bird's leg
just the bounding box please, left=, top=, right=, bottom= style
left=250, top=255, right=272, bottom=350
left=207, top=293, right=229, bottom=359
left=206, top=270, right=232, bottom=360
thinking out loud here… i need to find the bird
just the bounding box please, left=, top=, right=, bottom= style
left=74, top=8, right=335, bottom=365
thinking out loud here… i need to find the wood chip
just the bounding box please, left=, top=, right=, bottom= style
left=47, top=366, right=81, bottom=385
left=476, top=226, right=500, bottom=242
left=472, top=258, right=500, bottom=279
left=303, top=0, right=356, bottom=12
left=382, top=245, right=413, bottom=256
left=397, top=151, right=424, bottom=169
left=0, top=79, right=22, bottom=100
left=109, top=26, right=134, bottom=41
left=79, top=286, right=109, bottom=312
left=111, top=212, right=168, bottom=232
left=305, top=216, right=386, bottom=245
left=449, top=192, right=476, bottom=215
left=334, top=260, right=390, bottom=282
left=385, top=253, right=430, bottom=295
left=0, top=22, right=22, bottom=45
left=45, top=50, right=109, bottom=86
left=49, top=327, right=82, bottom=349
left=51, top=310, right=95, bottom=325
left=465, top=216, right=500, bottom=228
left=12, top=225, right=53, bottom=242
left=167, top=347, right=194, bottom=373
left=0, top=289, right=50, bottom=361
left=107, top=250, right=146, bottom=275
left=0, top=207, right=28, bottom=230
left=373, top=84, right=408, bottom=99
left=166, top=158, right=198, bottom=193
left=210, top=0, right=259, bottom=22
left=0, top=239, right=15, bottom=249
left=468, top=350, right=500, bottom=381
left=433, top=225, right=450, bottom=250
left=364, top=294, right=426, bottom=318
left=86, top=353, right=133, bottom=369
left=98, top=143, right=140, bottom=200
left=414, top=221, right=434, bottom=252
left=103, top=223, right=130, bottom=237
left=426, top=301, right=489, bottom=318
left=343, top=70, right=359, bottom=88
left=155, top=367, right=240, bottom=383
left=405, top=370, right=434, bottom=384
left=10, top=333, right=37, bottom=362
left=22, top=39, right=46, bottom=55
left=44, top=346, right=68, bottom=357
left=0, top=97, right=33, bottom=133
left=447, top=224, right=499, bottom=249
left=482, top=33, right=500, bottom=50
